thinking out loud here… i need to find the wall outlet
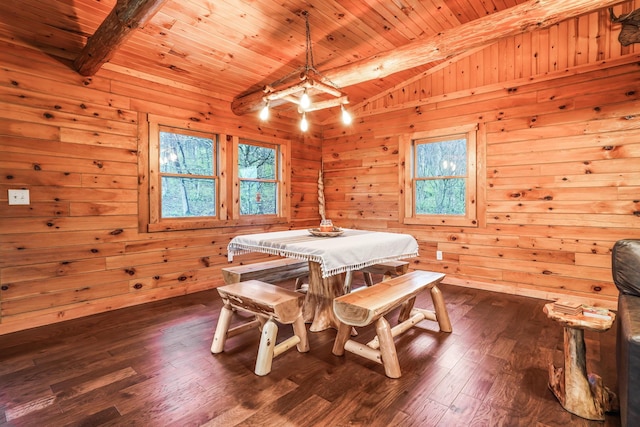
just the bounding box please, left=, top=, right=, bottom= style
left=436, top=250, right=443, bottom=261
left=8, top=189, right=30, bottom=205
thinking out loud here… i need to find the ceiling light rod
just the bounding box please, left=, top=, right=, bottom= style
left=297, top=96, right=349, bottom=112
left=263, top=77, right=344, bottom=102
left=258, top=11, right=352, bottom=131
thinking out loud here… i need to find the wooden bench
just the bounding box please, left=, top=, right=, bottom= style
left=360, top=260, right=410, bottom=286
left=332, top=270, right=451, bottom=378
left=211, top=280, right=309, bottom=376
left=222, top=258, right=309, bottom=291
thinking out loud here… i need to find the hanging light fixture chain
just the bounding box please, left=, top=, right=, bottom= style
left=259, top=10, right=351, bottom=131
left=305, top=11, right=313, bottom=72
left=303, top=10, right=342, bottom=90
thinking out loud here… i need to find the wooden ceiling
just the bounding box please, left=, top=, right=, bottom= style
left=0, top=0, right=627, bottom=121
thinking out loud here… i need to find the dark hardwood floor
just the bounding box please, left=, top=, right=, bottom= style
left=0, top=276, right=620, bottom=426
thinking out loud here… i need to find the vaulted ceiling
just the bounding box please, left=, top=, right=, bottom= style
left=0, top=0, right=626, bottom=122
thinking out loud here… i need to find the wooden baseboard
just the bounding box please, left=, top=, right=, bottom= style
left=0, top=280, right=220, bottom=336
left=442, top=276, right=618, bottom=311
left=0, top=274, right=618, bottom=336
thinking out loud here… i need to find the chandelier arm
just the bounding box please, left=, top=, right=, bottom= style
left=307, top=79, right=344, bottom=98
left=253, top=10, right=351, bottom=131
left=263, top=81, right=309, bottom=101
left=299, top=96, right=349, bottom=113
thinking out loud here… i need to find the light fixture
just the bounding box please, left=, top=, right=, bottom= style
left=300, top=89, right=311, bottom=110
left=259, top=11, right=350, bottom=131
left=341, top=105, right=352, bottom=125
left=259, top=101, right=270, bottom=121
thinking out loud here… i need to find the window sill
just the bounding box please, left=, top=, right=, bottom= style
left=403, top=216, right=478, bottom=228
left=147, top=216, right=289, bottom=232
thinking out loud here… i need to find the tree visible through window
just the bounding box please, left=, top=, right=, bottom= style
left=159, top=130, right=217, bottom=218
left=415, top=138, right=467, bottom=215
left=401, top=124, right=478, bottom=227
left=145, top=120, right=291, bottom=231
left=238, top=141, right=278, bottom=215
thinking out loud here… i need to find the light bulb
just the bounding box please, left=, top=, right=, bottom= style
left=341, top=105, right=352, bottom=125
left=259, top=102, right=269, bottom=121
left=300, top=113, right=309, bottom=132
left=300, top=89, right=311, bottom=110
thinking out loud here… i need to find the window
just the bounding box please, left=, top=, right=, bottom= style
left=237, top=140, right=279, bottom=215
left=158, top=129, right=218, bottom=218
left=144, top=119, right=290, bottom=232
left=401, top=124, right=478, bottom=227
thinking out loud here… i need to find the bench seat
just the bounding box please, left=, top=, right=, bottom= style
left=360, top=260, right=410, bottom=286
left=332, top=270, right=451, bottom=378
left=212, top=280, right=309, bottom=376
left=222, top=258, right=308, bottom=288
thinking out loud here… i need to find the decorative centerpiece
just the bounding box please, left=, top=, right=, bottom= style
left=308, top=169, right=343, bottom=237
left=319, top=219, right=333, bottom=232
left=318, top=169, right=327, bottom=224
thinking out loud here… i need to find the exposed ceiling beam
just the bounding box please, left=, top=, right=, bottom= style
left=74, top=0, right=170, bottom=76
left=231, top=0, right=624, bottom=116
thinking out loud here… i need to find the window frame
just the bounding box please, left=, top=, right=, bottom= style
left=143, top=118, right=290, bottom=232
left=400, top=123, right=479, bottom=228
left=232, top=137, right=289, bottom=221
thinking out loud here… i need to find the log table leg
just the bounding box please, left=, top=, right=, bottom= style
left=303, top=261, right=345, bottom=332
left=548, top=325, right=619, bottom=421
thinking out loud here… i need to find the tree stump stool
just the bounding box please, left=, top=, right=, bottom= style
left=543, top=302, right=619, bottom=420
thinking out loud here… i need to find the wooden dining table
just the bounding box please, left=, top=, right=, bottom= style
left=227, top=228, right=419, bottom=331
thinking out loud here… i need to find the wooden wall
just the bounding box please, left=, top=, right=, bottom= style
left=322, top=3, right=640, bottom=309
left=2, top=2, right=640, bottom=335
left=0, top=40, right=322, bottom=335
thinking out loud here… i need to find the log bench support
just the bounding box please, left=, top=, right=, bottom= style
left=222, top=257, right=309, bottom=291
left=360, top=260, right=410, bottom=287
left=332, top=270, right=451, bottom=378
left=211, top=280, right=309, bottom=376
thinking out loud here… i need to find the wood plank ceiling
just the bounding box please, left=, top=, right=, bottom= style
left=0, top=0, right=627, bottom=122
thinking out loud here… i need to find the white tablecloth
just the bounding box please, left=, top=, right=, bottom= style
left=227, top=228, right=419, bottom=278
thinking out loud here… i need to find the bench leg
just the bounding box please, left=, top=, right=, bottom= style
left=295, top=277, right=309, bottom=293
left=430, top=285, right=452, bottom=333
left=382, top=272, right=394, bottom=282
left=255, top=318, right=278, bottom=376
left=376, top=316, right=401, bottom=378
left=211, top=304, right=234, bottom=354
left=340, top=271, right=354, bottom=294
left=256, top=315, right=267, bottom=331
left=363, top=271, right=374, bottom=286
left=292, top=315, right=310, bottom=353
left=398, top=296, right=417, bottom=323
left=332, top=322, right=352, bottom=356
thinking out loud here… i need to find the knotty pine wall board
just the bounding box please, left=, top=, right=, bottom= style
left=0, top=38, right=318, bottom=334
left=324, top=54, right=640, bottom=307
left=3, top=2, right=640, bottom=333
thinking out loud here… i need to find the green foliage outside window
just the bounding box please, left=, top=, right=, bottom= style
left=238, top=142, right=277, bottom=215
left=159, top=131, right=217, bottom=218
left=161, top=177, right=215, bottom=217
left=415, top=138, right=467, bottom=215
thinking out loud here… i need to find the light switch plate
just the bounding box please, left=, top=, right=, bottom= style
left=436, top=250, right=443, bottom=261
left=8, top=189, right=30, bottom=205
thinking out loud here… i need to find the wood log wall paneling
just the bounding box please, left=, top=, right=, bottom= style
left=2, top=1, right=640, bottom=334
left=321, top=5, right=640, bottom=307
left=0, top=40, right=321, bottom=335
left=355, top=4, right=640, bottom=116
